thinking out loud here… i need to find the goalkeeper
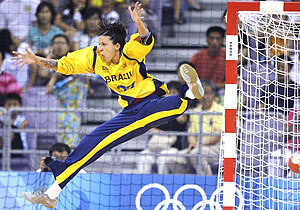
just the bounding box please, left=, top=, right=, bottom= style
left=12, top=2, right=204, bottom=209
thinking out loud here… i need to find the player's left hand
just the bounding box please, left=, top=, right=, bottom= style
left=128, top=1, right=144, bottom=24
left=11, top=47, right=37, bottom=68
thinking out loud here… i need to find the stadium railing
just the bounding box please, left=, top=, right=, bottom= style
left=0, top=107, right=222, bottom=173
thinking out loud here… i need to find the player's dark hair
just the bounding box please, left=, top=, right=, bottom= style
left=167, top=81, right=181, bottom=93
left=4, top=93, right=22, bottom=105
left=52, top=34, right=70, bottom=46
left=98, top=21, right=127, bottom=52
left=201, top=79, right=217, bottom=93
left=49, top=143, right=71, bottom=156
left=0, top=29, right=13, bottom=55
left=36, top=1, right=56, bottom=25
left=206, top=26, right=226, bottom=39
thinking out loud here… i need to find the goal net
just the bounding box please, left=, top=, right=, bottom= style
left=219, top=3, right=300, bottom=210
left=1, top=0, right=225, bottom=209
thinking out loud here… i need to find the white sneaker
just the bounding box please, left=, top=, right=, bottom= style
left=180, top=64, right=204, bottom=99
left=23, top=189, right=58, bottom=209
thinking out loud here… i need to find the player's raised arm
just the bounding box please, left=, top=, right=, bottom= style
left=124, top=2, right=154, bottom=61
left=12, top=48, right=58, bottom=70
left=128, top=2, right=148, bottom=37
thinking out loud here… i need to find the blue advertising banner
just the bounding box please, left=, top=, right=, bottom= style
left=1, top=172, right=299, bottom=210
left=0, top=172, right=218, bottom=210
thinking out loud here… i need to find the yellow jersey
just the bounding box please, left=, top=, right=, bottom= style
left=56, top=33, right=169, bottom=108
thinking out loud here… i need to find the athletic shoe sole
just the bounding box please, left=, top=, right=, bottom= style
left=180, top=64, right=204, bottom=99
left=23, top=191, right=57, bottom=209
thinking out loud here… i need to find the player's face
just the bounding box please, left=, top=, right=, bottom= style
left=98, top=35, right=120, bottom=63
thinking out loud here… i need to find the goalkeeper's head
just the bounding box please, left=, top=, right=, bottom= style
left=97, top=21, right=127, bottom=63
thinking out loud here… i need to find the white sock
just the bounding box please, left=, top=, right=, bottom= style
left=185, top=89, right=195, bottom=99
left=45, top=180, right=62, bottom=199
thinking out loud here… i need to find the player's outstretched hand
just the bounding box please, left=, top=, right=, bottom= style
left=11, top=47, right=37, bottom=68
left=128, top=1, right=144, bottom=24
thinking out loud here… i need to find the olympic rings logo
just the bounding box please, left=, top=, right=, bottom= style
left=136, top=183, right=244, bottom=210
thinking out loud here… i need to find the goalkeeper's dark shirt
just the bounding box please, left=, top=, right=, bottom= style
left=260, top=80, right=300, bottom=116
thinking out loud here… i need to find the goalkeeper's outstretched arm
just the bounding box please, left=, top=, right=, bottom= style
left=12, top=48, right=58, bottom=70
left=12, top=46, right=94, bottom=75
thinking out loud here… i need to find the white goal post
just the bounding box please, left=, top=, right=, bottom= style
left=219, top=1, right=300, bottom=210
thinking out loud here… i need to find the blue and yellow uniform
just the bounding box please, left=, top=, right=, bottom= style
left=56, top=33, right=168, bottom=108
left=49, top=33, right=190, bottom=188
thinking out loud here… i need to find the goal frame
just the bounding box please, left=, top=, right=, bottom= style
left=224, top=1, right=300, bottom=210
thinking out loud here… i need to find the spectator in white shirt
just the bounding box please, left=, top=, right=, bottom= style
left=0, top=0, right=40, bottom=42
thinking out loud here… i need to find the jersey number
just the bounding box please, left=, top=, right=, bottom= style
left=117, top=82, right=135, bottom=92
